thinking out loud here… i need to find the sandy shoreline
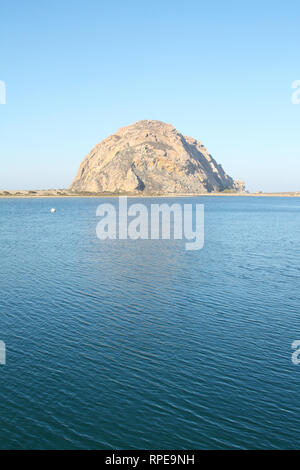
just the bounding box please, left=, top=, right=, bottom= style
left=0, top=190, right=300, bottom=199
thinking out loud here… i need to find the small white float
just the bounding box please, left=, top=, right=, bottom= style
left=50, top=208, right=56, bottom=213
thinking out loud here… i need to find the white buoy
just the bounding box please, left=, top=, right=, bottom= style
left=50, top=208, right=56, bottom=213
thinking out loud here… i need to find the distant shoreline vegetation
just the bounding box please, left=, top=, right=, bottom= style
left=0, top=189, right=300, bottom=198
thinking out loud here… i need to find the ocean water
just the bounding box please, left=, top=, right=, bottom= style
left=0, top=196, right=300, bottom=450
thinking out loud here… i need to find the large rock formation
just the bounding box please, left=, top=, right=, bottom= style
left=70, top=120, right=244, bottom=194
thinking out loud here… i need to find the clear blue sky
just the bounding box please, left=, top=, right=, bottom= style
left=1, top=0, right=299, bottom=192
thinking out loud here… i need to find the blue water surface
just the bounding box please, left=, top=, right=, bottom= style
left=0, top=196, right=300, bottom=449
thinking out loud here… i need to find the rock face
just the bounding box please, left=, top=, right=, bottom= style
left=70, top=120, right=244, bottom=194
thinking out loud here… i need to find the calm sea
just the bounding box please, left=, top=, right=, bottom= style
left=0, top=196, right=300, bottom=449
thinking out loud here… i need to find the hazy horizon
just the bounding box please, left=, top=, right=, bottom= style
left=1, top=0, right=300, bottom=193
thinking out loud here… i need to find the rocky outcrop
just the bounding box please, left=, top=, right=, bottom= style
left=70, top=120, right=244, bottom=194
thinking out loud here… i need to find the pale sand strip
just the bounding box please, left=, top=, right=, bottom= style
left=0, top=190, right=300, bottom=199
